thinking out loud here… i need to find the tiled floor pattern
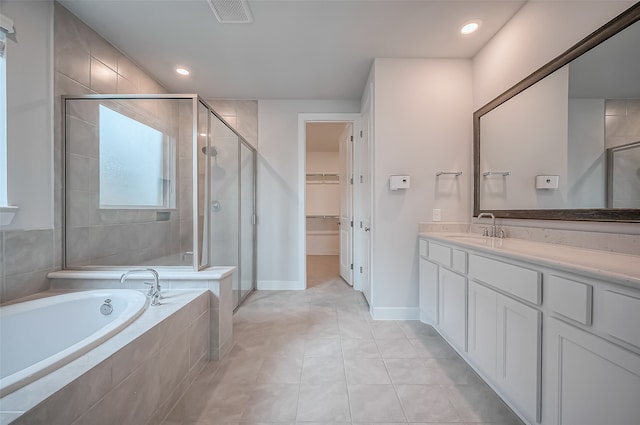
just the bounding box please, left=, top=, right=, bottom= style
left=164, top=258, right=524, bottom=425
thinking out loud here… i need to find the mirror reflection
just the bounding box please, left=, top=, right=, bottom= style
left=476, top=9, right=640, bottom=219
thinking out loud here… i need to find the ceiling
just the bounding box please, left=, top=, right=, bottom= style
left=59, top=0, right=526, bottom=101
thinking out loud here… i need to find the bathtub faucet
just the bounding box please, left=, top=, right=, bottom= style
left=119, top=269, right=161, bottom=306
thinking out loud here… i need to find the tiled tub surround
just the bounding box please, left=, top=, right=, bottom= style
left=418, top=231, right=640, bottom=424
left=0, top=229, right=56, bottom=304
left=47, top=267, right=235, bottom=361
left=0, top=289, right=209, bottom=425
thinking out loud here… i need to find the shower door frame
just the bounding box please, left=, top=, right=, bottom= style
left=61, top=94, right=257, bottom=304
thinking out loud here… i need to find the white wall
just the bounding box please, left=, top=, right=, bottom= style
left=473, top=0, right=635, bottom=110
left=256, top=100, right=359, bottom=289
left=480, top=67, right=569, bottom=210
left=371, top=58, right=472, bottom=317
left=472, top=0, right=638, bottom=238
left=4, top=0, right=53, bottom=230
left=567, top=98, right=606, bottom=208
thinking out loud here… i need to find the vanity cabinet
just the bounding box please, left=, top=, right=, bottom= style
left=543, top=317, right=640, bottom=425
left=418, top=256, right=438, bottom=324
left=467, top=280, right=497, bottom=376
left=438, top=268, right=467, bottom=351
left=418, top=234, right=640, bottom=425
left=467, top=281, right=540, bottom=424
left=419, top=239, right=467, bottom=351
left=495, top=293, right=540, bottom=423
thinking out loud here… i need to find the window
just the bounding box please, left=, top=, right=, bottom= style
left=99, top=105, right=174, bottom=208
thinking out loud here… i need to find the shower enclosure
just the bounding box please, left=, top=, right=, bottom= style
left=63, top=95, right=256, bottom=309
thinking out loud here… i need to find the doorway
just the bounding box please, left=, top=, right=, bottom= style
left=305, top=122, right=351, bottom=287
left=299, top=113, right=362, bottom=291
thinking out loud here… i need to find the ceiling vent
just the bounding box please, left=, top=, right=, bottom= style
left=207, top=0, right=253, bottom=24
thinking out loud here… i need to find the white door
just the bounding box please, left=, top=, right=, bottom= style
left=358, top=86, right=373, bottom=304
left=339, top=123, right=353, bottom=285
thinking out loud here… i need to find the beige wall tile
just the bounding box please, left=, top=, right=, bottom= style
left=89, top=58, right=118, bottom=93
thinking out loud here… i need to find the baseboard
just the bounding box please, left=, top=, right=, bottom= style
left=257, top=280, right=305, bottom=290
left=419, top=311, right=436, bottom=325
left=370, top=306, right=420, bottom=320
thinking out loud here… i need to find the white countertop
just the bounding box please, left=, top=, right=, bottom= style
left=420, top=232, right=640, bottom=289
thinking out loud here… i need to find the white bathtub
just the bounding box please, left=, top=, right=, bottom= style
left=0, top=289, right=147, bottom=397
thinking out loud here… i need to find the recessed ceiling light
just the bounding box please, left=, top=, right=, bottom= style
left=176, top=67, right=190, bottom=76
left=460, top=21, right=480, bottom=35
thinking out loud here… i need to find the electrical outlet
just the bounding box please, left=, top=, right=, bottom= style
left=432, top=208, right=442, bottom=222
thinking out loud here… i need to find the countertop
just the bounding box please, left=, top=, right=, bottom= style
left=420, top=232, right=640, bottom=289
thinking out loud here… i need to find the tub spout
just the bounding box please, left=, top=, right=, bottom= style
left=120, top=269, right=161, bottom=306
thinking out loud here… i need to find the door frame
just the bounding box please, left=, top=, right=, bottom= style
left=298, top=113, right=361, bottom=289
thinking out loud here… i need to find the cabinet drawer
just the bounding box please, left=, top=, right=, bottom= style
left=468, top=254, right=541, bottom=305
left=602, top=290, right=640, bottom=348
left=419, top=239, right=428, bottom=258
left=546, top=275, right=592, bottom=325
left=452, top=249, right=467, bottom=274
left=428, top=241, right=451, bottom=267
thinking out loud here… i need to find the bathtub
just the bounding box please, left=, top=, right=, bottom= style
left=0, top=289, right=147, bottom=397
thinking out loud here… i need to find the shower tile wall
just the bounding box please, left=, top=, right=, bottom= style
left=1, top=3, right=168, bottom=302
left=1, top=3, right=259, bottom=302
left=55, top=3, right=180, bottom=268
left=206, top=99, right=258, bottom=148
left=605, top=99, right=640, bottom=149
left=64, top=98, right=193, bottom=267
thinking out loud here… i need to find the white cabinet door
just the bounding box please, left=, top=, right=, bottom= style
left=496, top=294, right=540, bottom=424
left=468, top=281, right=497, bottom=379
left=438, top=268, right=467, bottom=351
left=419, top=257, right=438, bottom=325
left=543, top=317, right=640, bottom=425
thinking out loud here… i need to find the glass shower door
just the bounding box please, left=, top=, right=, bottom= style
left=240, top=142, right=255, bottom=303
left=209, top=112, right=240, bottom=308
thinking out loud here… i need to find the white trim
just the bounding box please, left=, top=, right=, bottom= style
left=371, top=307, right=421, bottom=321
left=298, top=113, right=362, bottom=291
left=257, top=280, right=305, bottom=291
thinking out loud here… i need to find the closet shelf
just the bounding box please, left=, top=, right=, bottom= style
left=306, top=215, right=339, bottom=219
left=306, top=173, right=340, bottom=184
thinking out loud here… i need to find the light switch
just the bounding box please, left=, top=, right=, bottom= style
left=433, top=209, right=442, bottom=222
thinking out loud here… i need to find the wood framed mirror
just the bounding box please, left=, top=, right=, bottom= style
left=473, top=3, right=640, bottom=222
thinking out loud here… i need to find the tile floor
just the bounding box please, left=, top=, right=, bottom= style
left=164, top=256, right=524, bottom=425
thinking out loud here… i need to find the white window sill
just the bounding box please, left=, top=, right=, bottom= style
left=0, top=205, right=19, bottom=226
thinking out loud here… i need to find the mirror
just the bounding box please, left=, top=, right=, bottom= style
left=474, top=4, right=640, bottom=221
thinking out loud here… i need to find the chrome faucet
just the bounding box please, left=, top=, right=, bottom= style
left=477, top=212, right=496, bottom=237
left=120, top=268, right=161, bottom=306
